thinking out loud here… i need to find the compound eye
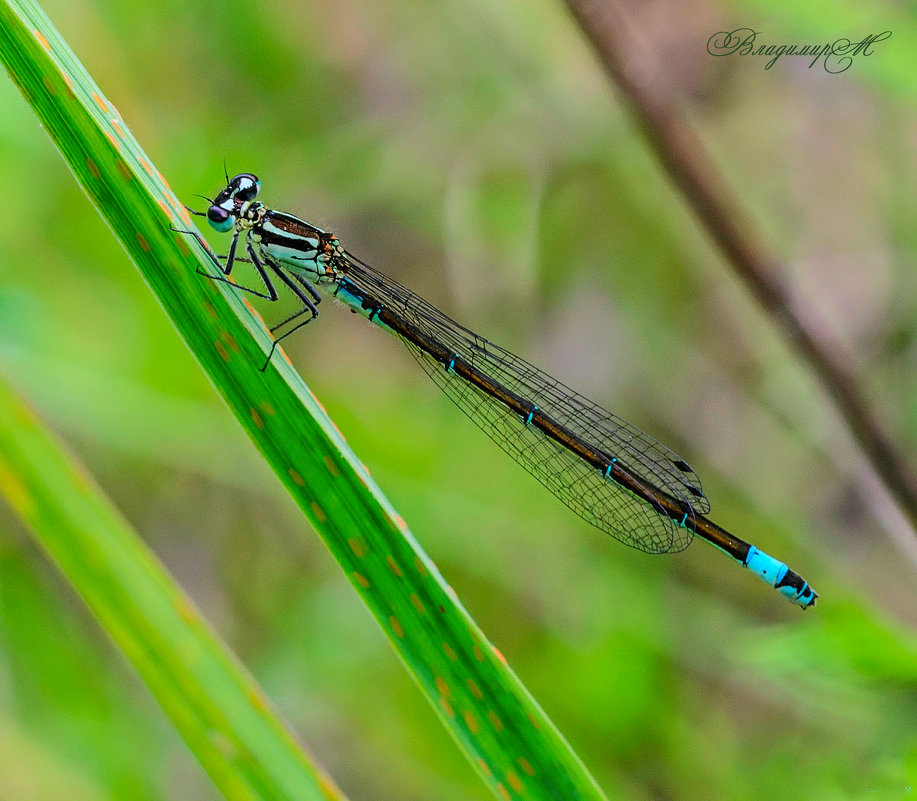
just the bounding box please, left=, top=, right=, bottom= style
left=232, top=173, right=261, bottom=202
left=207, top=205, right=233, bottom=232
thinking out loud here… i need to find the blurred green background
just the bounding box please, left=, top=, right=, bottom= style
left=1, top=0, right=915, bottom=798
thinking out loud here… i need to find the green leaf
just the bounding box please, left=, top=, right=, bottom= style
left=0, top=1, right=608, bottom=798
left=0, top=372, right=344, bottom=800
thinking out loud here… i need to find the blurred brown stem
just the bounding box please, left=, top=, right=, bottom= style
left=560, top=0, right=917, bottom=530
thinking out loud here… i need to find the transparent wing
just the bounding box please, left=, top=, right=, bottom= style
left=342, top=253, right=708, bottom=554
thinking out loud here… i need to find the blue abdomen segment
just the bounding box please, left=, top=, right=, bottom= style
left=330, top=278, right=394, bottom=333
left=743, top=546, right=818, bottom=609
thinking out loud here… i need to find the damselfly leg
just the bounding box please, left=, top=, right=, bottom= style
left=269, top=276, right=324, bottom=334
left=265, top=273, right=325, bottom=355
left=173, top=216, right=321, bottom=368
left=263, top=306, right=318, bottom=368
left=171, top=224, right=275, bottom=300
left=249, top=246, right=321, bottom=370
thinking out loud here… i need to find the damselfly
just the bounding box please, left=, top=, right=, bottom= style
left=175, top=172, right=817, bottom=609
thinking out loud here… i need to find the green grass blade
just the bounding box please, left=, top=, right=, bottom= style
left=0, top=372, right=345, bottom=800
left=0, top=1, right=609, bottom=798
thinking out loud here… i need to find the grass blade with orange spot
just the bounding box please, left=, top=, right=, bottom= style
left=0, top=1, right=609, bottom=798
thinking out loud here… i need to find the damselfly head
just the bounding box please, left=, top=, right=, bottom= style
left=206, top=173, right=262, bottom=233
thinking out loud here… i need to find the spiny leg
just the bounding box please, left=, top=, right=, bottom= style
left=271, top=306, right=311, bottom=333
left=173, top=217, right=321, bottom=369
left=269, top=274, right=323, bottom=333
left=297, top=272, right=323, bottom=304
left=245, top=242, right=320, bottom=370
left=174, top=209, right=241, bottom=278
left=263, top=310, right=319, bottom=370
left=172, top=224, right=280, bottom=301
left=281, top=256, right=324, bottom=302
left=170, top=224, right=228, bottom=273
left=221, top=230, right=241, bottom=276
left=200, top=265, right=279, bottom=301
